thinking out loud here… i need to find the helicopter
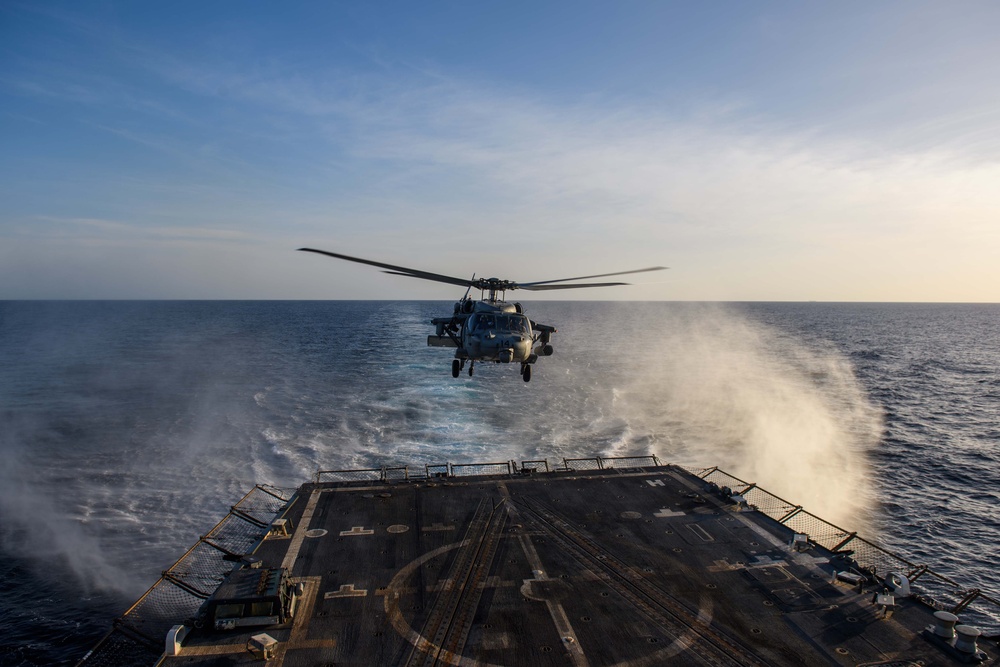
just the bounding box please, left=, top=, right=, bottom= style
left=298, top=248, right=666, bottom=382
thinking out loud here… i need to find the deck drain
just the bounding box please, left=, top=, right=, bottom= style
left=835, top=648, right=849, bottom=655
left=763, top=600, right=774, bottom=606
left=305, top=529, right=328, bottom=538
left=706, top=583, right=717, bottom=589
left=540, top=646, right=552, bottom=653
left=847, top=616, right=859, bottom=623
left=581, top=616, right=591, bottom=622
left=751, top=628, right=762, bottom=634
left=672, top=547, right=683, bottom=553
left=647, top=637, right=659, bottom=643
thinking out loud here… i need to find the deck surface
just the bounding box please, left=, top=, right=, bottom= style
left=160, top=465, right=992, bottom=666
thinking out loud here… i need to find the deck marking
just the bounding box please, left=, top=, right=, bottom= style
left=281, top=489, right=326, bottom=571
left=654, top=508, right=685, bottom=518
left=387, top=524, right=410, bottom=533
left=685, top=523, right=715, bottom=542
left=646, top=479, right=666, bottom=487
left=498, top=482, right=590, bottom=667
left=707, top=559, right=740, bottom=572
left=502, top=481, right=729, bottom=667
left=325, top=584, right=368, bottom=598
left=340, top=526, right=375, bottom=536
left=289, top=576, right=322, bottom=644
left=421, top=522, right=455, bottom=532
left=383, top=540, right=505, bottom=667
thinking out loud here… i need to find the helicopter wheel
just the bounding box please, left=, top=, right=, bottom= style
left=452, top=359, right=460, bottom=378
left=468, top=362, right=475, bottom=377
left=521, top=364, right=531, bottom=382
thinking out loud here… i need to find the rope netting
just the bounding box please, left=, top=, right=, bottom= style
left=77, top=486, right=290, bottom=665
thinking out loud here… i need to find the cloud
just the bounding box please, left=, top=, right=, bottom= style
left=22, top=216, right=255, bottom=243
left=3, top=4, right=1000, bottom=300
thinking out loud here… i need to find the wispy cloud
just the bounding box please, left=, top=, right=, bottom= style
left=24, top=216, right=255, bottom=244
left=3, top=3, right=999, bottom=299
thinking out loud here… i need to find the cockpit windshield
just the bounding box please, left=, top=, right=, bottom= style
left=469, top=314, right=531, bottom=334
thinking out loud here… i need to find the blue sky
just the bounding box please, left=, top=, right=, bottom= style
left=2, top=2, right=999, bottom=300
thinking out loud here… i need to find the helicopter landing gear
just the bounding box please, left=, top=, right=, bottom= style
left=521, top=363, right=531, bottom=383
left=468, top=361, right=475, bottom=377
left=452, top=359, right=461, bottom=378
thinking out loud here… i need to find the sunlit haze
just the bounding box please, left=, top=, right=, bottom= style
left=2, top=2, right=999, bottom=301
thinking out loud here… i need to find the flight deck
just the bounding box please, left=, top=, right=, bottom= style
left=79, top=458, right=1000, bottom=666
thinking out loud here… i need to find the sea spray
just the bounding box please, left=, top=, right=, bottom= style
left=320, top=302, right=883, bottom=530
left=0, top=417, right=142, bottom=596
left=600, top=303, right=883, bottom=528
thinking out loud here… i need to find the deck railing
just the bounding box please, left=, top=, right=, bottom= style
left=699, top=467, right=1000, bottom=634
left=314, top=455, right=662, bottom=482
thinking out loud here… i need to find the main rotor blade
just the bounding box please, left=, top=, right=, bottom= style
left=519, top=266, right=667, bottom=287
left=518, top=281, right=633, bottom=291
left=298, top=248, right=474, bottom=289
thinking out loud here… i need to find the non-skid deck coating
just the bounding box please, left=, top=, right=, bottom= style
left=161, top=465, right=993, bottom=666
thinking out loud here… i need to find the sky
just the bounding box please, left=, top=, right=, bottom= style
left=1, top=2, right=999, bottom=301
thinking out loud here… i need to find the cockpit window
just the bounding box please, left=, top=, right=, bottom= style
left=469, top=314, right=530, bottom=334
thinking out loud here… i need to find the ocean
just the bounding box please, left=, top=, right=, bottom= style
left=0, top=300, right=997, bottom=665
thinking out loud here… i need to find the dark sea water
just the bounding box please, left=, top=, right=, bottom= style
left=1, top=300, right=998, bottom=665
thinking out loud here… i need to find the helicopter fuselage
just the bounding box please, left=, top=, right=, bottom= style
left=428, top=300, right=554, bottom=369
